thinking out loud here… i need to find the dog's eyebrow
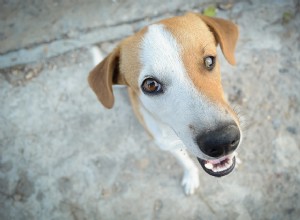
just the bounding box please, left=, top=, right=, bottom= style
left=202, top=42, right=216, bottom=55
left=202, top=43, right=210, bottom=54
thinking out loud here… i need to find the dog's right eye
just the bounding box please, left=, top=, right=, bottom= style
left=204, top=56, right=216, bottom=71
left=141, top=78, right=163, bottom=95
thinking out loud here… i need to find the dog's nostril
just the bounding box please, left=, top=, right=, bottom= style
left=210, top=149, right=217, bottom=154
left=230, top=140, right=237, bottom=146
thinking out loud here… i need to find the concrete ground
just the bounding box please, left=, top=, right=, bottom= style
left=1, top=0, right=300, bottom=219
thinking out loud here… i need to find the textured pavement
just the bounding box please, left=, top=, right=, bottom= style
left=1, top=0, right=300, bottom=219
left=0, top=0, right=207, bottom=68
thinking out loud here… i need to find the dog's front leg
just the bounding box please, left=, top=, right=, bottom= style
left=169, top=148, right=200, bottom=195
left=152, top=133, right=200, bottom=195
left=139, top=106, right=200, bottom=195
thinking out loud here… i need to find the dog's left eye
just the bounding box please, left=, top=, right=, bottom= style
left=204, top=56, right=216, bottom=70
left=141, top=78, right=163, bottom=94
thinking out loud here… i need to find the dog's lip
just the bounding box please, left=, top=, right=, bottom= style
left=197, top=154, right=236, bottom=177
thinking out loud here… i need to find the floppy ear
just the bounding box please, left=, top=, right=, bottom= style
left=88, top=47, right=126, bottom=109
left=198, top=14, right=239, bottom=65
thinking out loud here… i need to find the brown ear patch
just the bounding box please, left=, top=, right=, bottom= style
left=197, top=14, right=239, bottom=65
left=88, top=47, right=122, bottom=109
left=158, top=13, right=238, bottom=106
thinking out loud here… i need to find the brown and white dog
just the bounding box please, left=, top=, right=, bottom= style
left=88, top=13, right=242, bottom=195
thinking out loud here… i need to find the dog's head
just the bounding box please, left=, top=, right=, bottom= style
left=88, top=13, right=241, bottom=177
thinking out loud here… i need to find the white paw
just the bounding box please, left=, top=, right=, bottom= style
left=181, top=167, right=200, bottom=195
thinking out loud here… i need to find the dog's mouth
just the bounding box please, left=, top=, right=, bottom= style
left=197, top=154, right=236, bottom=177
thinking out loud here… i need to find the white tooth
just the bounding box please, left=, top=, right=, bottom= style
left=219, top=166, right=224, bottom=172
left=223, top=163, right=229, bottom=170
left=226, top=162, right=231, bottom=168
left=225, top=163, right=229, bottom=169
left=221, top=161, right=230, bottom=171
left=215, top=166, right=221, bottom=172
left=228, top=160, right=232, bottom=166
left=205, top=162, right=213, bottom=170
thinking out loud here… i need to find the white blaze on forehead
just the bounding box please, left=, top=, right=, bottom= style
left=139, top=24, right=186, bottom=83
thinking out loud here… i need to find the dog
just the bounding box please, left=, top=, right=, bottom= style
left=88, top=13, right=242, bottom=195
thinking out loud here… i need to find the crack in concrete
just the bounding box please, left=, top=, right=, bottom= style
left=0, top=1, right=214, bottom=57
left=0, top=12, right=171, bottom=56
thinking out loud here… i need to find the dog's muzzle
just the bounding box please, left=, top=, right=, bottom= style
left=196, top=123, right=240, bottom=177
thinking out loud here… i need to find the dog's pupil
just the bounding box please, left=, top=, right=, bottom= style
left=206, top=57, right=212, bottom=67
left=148, top=80, right=156, bottom=90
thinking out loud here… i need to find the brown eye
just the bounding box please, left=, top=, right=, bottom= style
left=204, top=56, right=215, bottom=70
left=141, top=78, right=163, bottom=94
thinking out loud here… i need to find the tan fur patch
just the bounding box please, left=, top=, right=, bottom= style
left=119, top=28, right=147, bottom=93
left=159, top=13, right=226, bottom=105
left=119, top=28, right=153, bottom=132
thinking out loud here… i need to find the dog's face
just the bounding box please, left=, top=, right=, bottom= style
left=89, top=13, right=241, bottom=177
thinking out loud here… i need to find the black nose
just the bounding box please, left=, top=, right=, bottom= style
left=196, top=124, right=240, bottom=158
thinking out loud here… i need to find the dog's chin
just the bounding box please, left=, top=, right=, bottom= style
left=197, top=154, right=236, bottom=177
